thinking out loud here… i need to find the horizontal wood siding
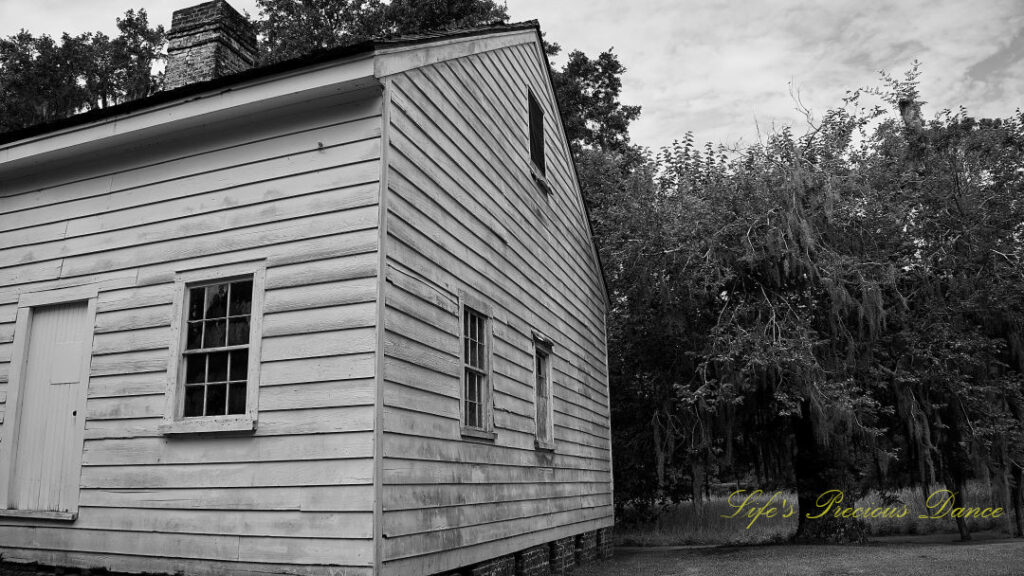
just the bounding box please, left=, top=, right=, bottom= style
left=380, top=40, right=612, bottom=575
left=0, top=90, right=382, bottom=572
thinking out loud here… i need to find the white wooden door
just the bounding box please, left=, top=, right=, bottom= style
left=9, top=301, right=90, bottom=513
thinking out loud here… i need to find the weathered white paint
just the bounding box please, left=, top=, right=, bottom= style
left=9, top=301, right=89, bottom=514
left=0, top=86, right=384, bottom=572
left=0, top=25, right=611, bottom=576
left=378, top=32, right=613, bottom=576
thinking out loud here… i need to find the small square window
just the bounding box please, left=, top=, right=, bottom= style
left=528, top=91, right=545, bottom=175
left=162, top=262, right=265, bottom=435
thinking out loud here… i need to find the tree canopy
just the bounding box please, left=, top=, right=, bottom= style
left=0, top=9, right=164, bottom=133
left=254, top=0, right=509, bottom=63
left=591, top=67, right=1024, bottom=539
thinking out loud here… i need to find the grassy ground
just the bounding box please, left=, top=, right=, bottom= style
left=617, top=483, right=1010, bottom=546
left=573, top=532, right=1024, bottom=576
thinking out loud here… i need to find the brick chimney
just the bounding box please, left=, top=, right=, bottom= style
left=164, top=0, right=257, bottom=90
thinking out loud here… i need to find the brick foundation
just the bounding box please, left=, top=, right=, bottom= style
left=455, top=530, right=612, bottom=576
left=574, top=531, right=597, bottom=564
left=548, top=536, right=576, bottom=576
left=469, top=555, right=515, bottom=576
left=596, top=527, right=614, bottom=559
left=515, top=544, right=550, bottom=576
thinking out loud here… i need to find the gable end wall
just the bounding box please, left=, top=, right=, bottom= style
left=379, top=37, right=613, bottom=576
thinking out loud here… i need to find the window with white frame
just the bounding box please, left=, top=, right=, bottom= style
left=534, top=339, right=554, bottom=447
left=461, top=302, right=492, bottom=434
left=182, top=278, right=253, bottom=417
left=162, top=262, right=265, bottom=434
left=462, top=307, right=487, bottom=429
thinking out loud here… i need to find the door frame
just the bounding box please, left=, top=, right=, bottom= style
left=0, top=284, right=98, bottom=521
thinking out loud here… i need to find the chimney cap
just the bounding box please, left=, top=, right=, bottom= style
left=168, top=0, right=255, bottom=47
left=164, top=0, right=257, bottom=90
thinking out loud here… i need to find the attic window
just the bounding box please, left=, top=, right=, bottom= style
left=529, top=91, right=545, bottom=176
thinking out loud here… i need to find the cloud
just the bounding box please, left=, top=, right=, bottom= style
left=510, top=0, right=1024, bottom=150
left=4, top=0, right=1021, bottom=150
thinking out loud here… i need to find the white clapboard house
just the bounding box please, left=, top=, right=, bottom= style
left=0, top=1, right=612, bottom=574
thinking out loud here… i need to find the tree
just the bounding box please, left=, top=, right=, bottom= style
left=0, top=31, right=91, bottom=131
left=589, top=67, right=1024, bottom=542
left=254, top=0, right=386, bottom=63
left=549, top=48, right=640, bottom=157
left=254, top=0, right=508, bottom=64
left=0, top=9, right=163, bottom=133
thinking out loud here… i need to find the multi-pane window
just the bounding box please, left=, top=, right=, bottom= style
left=182, top=278, right=253, bottom=417
left=528, top=91, right=545, bottom=175
left=535, top=344, right=554, bottom=445
left=462, top=307, right=488, bottom=430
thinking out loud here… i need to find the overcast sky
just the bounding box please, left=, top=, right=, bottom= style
left=2, top=0, right=1022, bottom=151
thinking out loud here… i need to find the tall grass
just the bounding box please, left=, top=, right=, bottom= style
left=616, top=482, right=1010, bottom=546
left=854, top=482, right=1006, bottom=536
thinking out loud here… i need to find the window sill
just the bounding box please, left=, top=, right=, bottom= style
left=529, top=162, right=553, bottom=195
left=0, top=509, right=77, bottom=521
left=159, top=416, right=256, bottom=436
left=461, top=426, right=497, bottom=442
left=535, top=439, right=556, bottom=452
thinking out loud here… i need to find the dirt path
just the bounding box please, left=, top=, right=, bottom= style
left=573, top=535, right=1024, bottom=576
left=2, top=535, right=1021, bottom=576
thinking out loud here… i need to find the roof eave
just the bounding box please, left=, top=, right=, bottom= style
left=0, top=53, right=377, bottom=177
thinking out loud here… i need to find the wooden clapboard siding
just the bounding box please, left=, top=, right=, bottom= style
left=0, top=548, right=373, bottom=576
left=0, top=90, right=383, bottom=572
left=379, top=36, right=612, bottom=575
left=0, top=304, right=11, bottom=429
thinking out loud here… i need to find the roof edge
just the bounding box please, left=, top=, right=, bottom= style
left=0, top=21, right=541, bottom=147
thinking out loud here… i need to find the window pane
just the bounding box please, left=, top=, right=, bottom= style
left=208, top=351, right=229, bottom=382
left=537, top=351, right=548, bottom=392
left=185, top=355, right=206, bottom=384
left=465, top=370, right=476, bottom=401
left=228, top=317, right=250, bottom=346
left=188, top=287, right=206, bottom=320
left=230, top=350, right=248, bottom=381
left=228, top=382, right=247, bottom=415
left=203, top=319, right=226, bottom=348
left=183, top=385, right=205, bottom=417
left=205, top=283, right=228, bottom=318
left=230, top=281, right=253, bottom=316
left=206, top=383, right=227, bottom=415
left=186, top=321, right=203, bottom=350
